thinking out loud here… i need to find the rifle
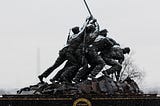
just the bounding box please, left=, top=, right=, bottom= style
left=81, top=0, right=93, bottom=65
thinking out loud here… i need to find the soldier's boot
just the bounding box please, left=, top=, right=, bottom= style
left=38, top=65, right=57, bottom=83
left=38, top=75, right=44, bottom=83
left=38, top=67, right=54, bottom=82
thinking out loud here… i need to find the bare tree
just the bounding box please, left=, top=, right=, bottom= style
left=119, top=53, right=144, bottom=83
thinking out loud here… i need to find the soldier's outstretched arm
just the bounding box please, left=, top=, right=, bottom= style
left=78, top=17, right=90, bottom=35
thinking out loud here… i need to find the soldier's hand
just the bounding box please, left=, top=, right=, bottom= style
left=90, top=19, right=97, bottom=24
left=38, top=75, right=44, bottom=83
left=86, top=16, right=93, bottom=21
left=92, top=17, right=97, bottom=22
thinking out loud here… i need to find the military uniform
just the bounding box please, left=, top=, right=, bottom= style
left=101, top=47, right=128, bottom=80
left=73, top=34, right=118, bottom=82
left=50, top=61, right=76, bottom=82
left=38, top=18, right=92, bottom=82
left=72, top=23, right=103, bottom=82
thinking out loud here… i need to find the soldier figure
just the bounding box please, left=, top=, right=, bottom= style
left=72, top=20, right=105, bottom=83
left=16, top=0, right=143, bottom=96
left=56, top=17, right=99, bottom=83
left=73, top=29, right=113, bottom=82
left=49, top=26, right=81, bottom=83
left=101, top=47, right=130, bottom=81
left=38, top=17, right=93, bottom=82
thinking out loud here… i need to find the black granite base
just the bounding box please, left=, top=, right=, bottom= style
left=0, top=94, right=160, bottom=106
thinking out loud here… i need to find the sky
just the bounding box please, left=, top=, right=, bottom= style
left=0, top=0, right=160, bottom=92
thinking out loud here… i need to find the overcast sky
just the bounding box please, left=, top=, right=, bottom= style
left=0, top=0, right=160, bottom=91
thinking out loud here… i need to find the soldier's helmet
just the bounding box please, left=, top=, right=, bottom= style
left=72, top=26, right=80, bottom=34
left=123, top=47, right=130, bottom=54
left=99, top=29, right=108, bottom=37
left=86, top=24, right=96, bottom=33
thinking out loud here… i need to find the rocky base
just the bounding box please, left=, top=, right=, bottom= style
left=17, top=76, right=142, bottom=95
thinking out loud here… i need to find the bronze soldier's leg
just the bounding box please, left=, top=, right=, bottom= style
left=106, top=64, right=122, bottom=81
left=81, top=47, right=106, bottom=78
left=73, top=59, right=88, bottom=83
left=50, top=61, right=73, bottom=82
left=60, top=66, right=79, bottom=83
left=50, top=68, right=65, bottom=82
left=91, top=64, right=104, bottom=77
left=38, top=47, right=67, bottom=82
left=38, top=56, right=66, bottom=82
left=72, top=47, right=89, bottom=83
left=103, top=58, right=122, bottom=80
left=90, top=54, right=106, bottom=77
